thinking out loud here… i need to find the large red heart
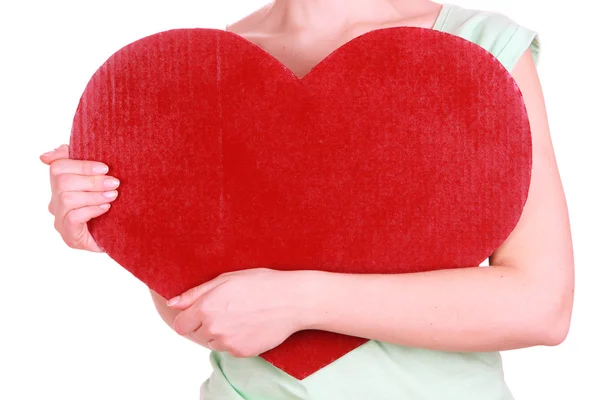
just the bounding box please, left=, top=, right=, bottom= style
left=69, top=27, right=531, bottom=379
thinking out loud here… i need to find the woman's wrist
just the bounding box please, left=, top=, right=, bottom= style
left=286, top=269, right=337, bottom=331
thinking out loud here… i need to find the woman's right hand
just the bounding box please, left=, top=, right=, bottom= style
left=40, top=144, right=120, bottom=252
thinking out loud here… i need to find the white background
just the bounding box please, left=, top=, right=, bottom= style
left=1, top=0, right=598, bottom=399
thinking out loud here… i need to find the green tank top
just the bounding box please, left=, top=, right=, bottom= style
left=201, top=3, right=541, bottom=399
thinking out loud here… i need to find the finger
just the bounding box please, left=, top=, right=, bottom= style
left=40, top=144, right=69, bottom=164
left=49, top=158, right=109, bottom=177
left=205, top=339, right=230, bottom=354
left=205, top=337, right=249, bottom=358
left=167, top=277, right=228, bottom=309
left=183, top=333, right=212, bottom=350
left=173, top=307, right=204, bottom=335
left=191, top=325, right=213, bottom=347
left=53, top=173, right=120, bottom=193
left=55, top=190, right=118, bottom=212
left=62, top=204, right=111, bottom=238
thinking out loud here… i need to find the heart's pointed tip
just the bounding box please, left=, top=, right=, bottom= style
left=260, top=332, right=370, bottom=378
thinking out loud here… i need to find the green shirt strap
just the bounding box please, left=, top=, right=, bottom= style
left=436, top=4, right=541, bottom=71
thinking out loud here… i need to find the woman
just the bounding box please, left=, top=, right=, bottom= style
left=40, top=1, right=574, bottom=399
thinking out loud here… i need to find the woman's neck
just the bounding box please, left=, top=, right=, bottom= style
left=268, top=0, right=434, bottom=33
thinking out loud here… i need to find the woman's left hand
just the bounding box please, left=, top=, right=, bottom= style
left=166, top=268, right=312, bottom=358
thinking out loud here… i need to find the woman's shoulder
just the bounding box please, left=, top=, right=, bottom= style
left=436, top=3, right=541, bottom=72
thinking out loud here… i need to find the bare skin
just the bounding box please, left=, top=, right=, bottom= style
left=43, top=0, right=573, bottom=357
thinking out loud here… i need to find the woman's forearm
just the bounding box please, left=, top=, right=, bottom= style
left=297, top=265, right=570, bottom=352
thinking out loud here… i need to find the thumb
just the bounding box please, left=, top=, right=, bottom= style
left=166, top=275, right=229, bottom=309
left=40, top=144, right=69, bottom=164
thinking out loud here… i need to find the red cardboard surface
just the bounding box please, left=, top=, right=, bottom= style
left=69, top=27, right=532, bottom=379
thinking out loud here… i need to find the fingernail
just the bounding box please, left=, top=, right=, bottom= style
left=99, top=204, right=111, bottom=210
left=104, top=178, right=120, bottom=188
left=103, top=190, right=118, bottom=199
left=94, top=164, right=109, bottom=174
left=166, top=296, right=180, bottom=306
left=41, top=150, right=54, bottom=157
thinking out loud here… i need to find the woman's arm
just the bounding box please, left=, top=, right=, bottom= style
left=165, top=49, right=574, bottom=357
left=297, top=49, right=574, bottom=352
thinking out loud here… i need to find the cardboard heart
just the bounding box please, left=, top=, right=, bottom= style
left=69, top=27, right=532, bottom=379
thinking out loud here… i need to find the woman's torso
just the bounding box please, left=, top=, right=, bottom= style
left=201, top=3, right=540, bottom=399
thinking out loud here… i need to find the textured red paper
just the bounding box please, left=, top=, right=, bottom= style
left=69, top=27, right=532, bottom=379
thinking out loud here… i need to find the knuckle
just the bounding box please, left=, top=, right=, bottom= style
left=91, top=175, right=103, bottom=189
left=80, top=161, right=93, bottom=175
left=54, top=174, right=69, bottom=190
left=63, top=211, right=78, bottom=226
left=48, top=161, right=62, bottom=177
left=59, top=191, right=74, bottom=207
